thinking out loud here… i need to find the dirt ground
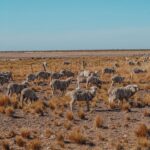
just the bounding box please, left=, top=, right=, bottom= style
left=0, top=51, right=149, bottom=150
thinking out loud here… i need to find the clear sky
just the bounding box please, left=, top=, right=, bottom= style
left=0, top=0, right=150, bottom=51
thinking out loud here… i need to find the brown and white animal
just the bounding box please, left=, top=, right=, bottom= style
left=20, top=88, right=38, bottom=107
left=50, top=77, right=72, bottom=95
left=108, top=84, right=139, bottom=105
left=103, top=67, right=116, bottom=74
left=60, top=69, right=74, bottom=77
left=68, top=86, right=97, bottom=111
left=36, top=71, right=51, bottom=80
left=26, top=73, right=37, bottom=82
left=7, top=82, right=29, bottom=97
left=111, top=75, right=125, bottom=84
left=86, top=74, right=102, bottom=88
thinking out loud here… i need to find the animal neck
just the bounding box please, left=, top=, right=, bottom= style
left=31, top=64, right=34, bottom=73
left=43, top=64, right=47, bottom=72
left=76, top=80, right=80, bottom=89
left=90, top=88, right=96, bottom=96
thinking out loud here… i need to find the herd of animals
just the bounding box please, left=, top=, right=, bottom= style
left=0, top=55, right=149, bottom=112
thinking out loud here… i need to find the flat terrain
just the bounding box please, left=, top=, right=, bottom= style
left=0, top=50, right=149, bottom=150
left=0, top=50, right=150, bottom=59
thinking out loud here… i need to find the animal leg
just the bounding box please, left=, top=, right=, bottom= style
left=70, top=99, right=75, bottom=111
left=86, top=101, right=90, bottom=111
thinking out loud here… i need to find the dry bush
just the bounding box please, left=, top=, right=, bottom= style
left=94, top=115, right=103, bottom=128
left=64, top=121, right=72, bottom=130
left=48, top=100, right=56, bottom=111
left=138, top=137, right=150, bottom=148
left=44, top=129, right=53, bottom=138
left=20, top=128, right=31, bottom=139
left=143, top=110, right=150, bottom=117
left=66, top=111, right=74, bottom=121
left=68, top=128, right=87, bottom=144
left=77, top=109, right=85, bottom=119
left=56, top=132, right=64, bottom=142
left=1, top=140, right=10, bottom=150
left=8, top=130, right=16, bottom=138
left=10, top=96, right=18, bottom=108
left=31, top=101, right=45, bottom=116
left=135, top=124, right=150, bottom=137
left=57, top=141, right=65, bottom=148
left=97, top=133, right=105, bottom=141
left=109, top=101, right=117, bottom=109
left=5, top=106, right=14, bottom=116
left=27, top=139, right=41, bottom=150
left=0, top=106, right=5, bottom=113
left=115, top=143, right=124, bottom=150
left=0, top=96, right=10, bottom=107
left=121, top=102, right=131, bottom=112
left=15, top=136, right=26, bottom=147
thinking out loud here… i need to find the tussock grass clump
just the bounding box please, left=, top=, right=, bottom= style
left=0, top=106, right=5, bottom=113
left=56, top=132, right=64, bottom=142
left=138, top=137, right=150, bottom=147
left=45, top=129, right=53, bottom=138
left=15, top=136, right=26, bottom=147
left=109, top=102, right=117, bottom=109
left=66, top=111, right=74, bottom=121
left=64, top=121, right=72, bottom=130
left=135, top=124, right=150, bottom=137
left=48, top=101, right=56, bottom=111
left=68, top=128, right=87, bottom=144
left=30, top=101, right=45, bottom=116
left=143, top=110, right=150, bottom=117
left=94, top=115, right=103, bottom=128
left=0, top=96, right=10, bottom=107
left=77, top=109, right=85, bottom=119
left=1, top=140, right=10, bottom=150
left=5, top=106, right=14, bottom=116
left=21, top=128, right=31, bottom=139
left=27, top=139, right=41, bottom=150
left=121, top=102, right=131, bottom=112
left=10, top=96, right=18, bottom=108
left=115, top=143, right=124, bottom=150
left=8, top=130, right=16, bottom=138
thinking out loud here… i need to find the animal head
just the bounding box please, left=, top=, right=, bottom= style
left=68, top=77, right=73, bottom=82
left=126, top=84, right=139, bottom=93
left=43, top=62, right=48, bottom=67
left=22, top=81, right=29, bottom=87
left=90, top=86, right=97, bottom=92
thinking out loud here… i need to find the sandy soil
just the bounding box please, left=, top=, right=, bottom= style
left=0, top=51, right=149, bottom=150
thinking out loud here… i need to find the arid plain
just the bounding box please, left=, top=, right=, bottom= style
left=0, top=50, right=149, bottom=150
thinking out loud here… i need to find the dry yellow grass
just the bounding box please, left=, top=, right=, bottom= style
left=94, top=115, right=103, bottom=128
left=5, top=106, right=14, bottom=116
left=135, top=124, right=149, bottom=137
left=20, top=128, right=31, bottom=139
left=27, top=139, right=41, bottom=150
left=68, top=127, right=87, bottom=144
left=15, top=136, right=26, bottom=147
left=0, top=53, right=149, bottom=149
left=77, top=109, right=85, bottom=119
left=66, top=111, right=74, bottom=121
left=0, top=96, right=10, bottom=107
left=1, top=140, right=10, bottom=150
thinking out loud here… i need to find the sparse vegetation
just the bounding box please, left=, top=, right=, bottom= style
left=94, top=115, right=103, bottom=128
left=68, top=128, right=87, bottom=144
left=15, top=136, right=26, bottom=147
left=0, top=52, right=149, bottom=149
left=20, top=128, right=31, bottom=139
left=27, top=139, right=41, bottom=150
left=66, top=111, right=74, bottom=121
left=135, top=124, right=150, bottom=137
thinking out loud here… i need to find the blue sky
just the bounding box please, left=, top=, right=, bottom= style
left=0, top=0, right=150, bottom=50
